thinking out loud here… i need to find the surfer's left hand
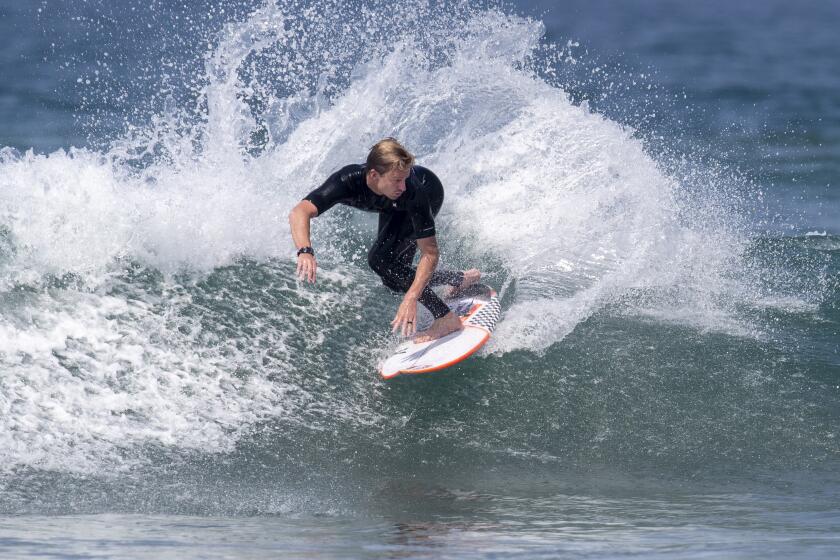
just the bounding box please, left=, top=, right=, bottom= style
left=391, top=295, right=418, bottom=337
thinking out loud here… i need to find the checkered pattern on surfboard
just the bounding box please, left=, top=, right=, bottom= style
left=465, top=296, right=501, bottom=332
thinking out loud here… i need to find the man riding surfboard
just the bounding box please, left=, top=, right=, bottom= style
left=288, top=138, right=480, bottom=342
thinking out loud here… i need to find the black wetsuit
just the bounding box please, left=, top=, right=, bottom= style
left=304, top=164, right=462, bottom=319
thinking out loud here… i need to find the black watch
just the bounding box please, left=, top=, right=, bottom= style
left=297, top=246, right=315, bottom=257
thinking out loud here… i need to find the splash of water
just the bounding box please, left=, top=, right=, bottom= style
left=0, top=0, right=811, bottom=475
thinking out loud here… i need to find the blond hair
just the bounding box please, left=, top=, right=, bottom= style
left=366, top=137, right=415, bottom=174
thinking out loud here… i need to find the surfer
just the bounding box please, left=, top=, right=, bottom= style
left=288, top=138, right=480, bottom=342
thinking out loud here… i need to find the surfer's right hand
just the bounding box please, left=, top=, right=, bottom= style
left=297, top=254, right=317, bottom=283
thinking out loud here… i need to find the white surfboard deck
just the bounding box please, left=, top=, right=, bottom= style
left=379, top=284, right=501, bottom=379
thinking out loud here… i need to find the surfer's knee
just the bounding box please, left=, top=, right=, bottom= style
left=367, top=251, right=386, bottom=275
left=370, top=262, right=403, bottom=292
left=379, top=276, right=402, bottom=293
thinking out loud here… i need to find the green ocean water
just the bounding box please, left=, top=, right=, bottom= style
left=1, top=0, right=839, bottom=557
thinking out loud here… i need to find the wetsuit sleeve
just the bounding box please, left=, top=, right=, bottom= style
left=410, top=195, right=436, bottom=239
left=303, top=168, right=353, bottom=216
left=407, top=176, right=437, bottom=239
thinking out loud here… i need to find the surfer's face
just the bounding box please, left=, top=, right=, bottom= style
left=369, top=167, right=410, bottom=200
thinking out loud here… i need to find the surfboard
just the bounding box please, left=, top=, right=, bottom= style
left=379, top=284, right=501, bottom=379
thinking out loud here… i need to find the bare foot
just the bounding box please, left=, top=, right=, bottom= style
left=413, top=311, right=463, bottom=343
left=460, top=268, right=481, bottom=289
left=442, top=269, right=482, bottom=299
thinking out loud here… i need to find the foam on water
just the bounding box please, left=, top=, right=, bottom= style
left=0, top=0, right=826, bottom=475
left=0, top=260, right=387, bottom=473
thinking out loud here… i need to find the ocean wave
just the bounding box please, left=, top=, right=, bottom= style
left=0, top=0, right=836, bottom=477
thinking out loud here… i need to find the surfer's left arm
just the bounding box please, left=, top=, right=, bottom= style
left=391, top=236, right=439, bottom=336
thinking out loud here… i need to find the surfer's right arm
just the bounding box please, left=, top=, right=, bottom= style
left=289, top=200, right=319, bottom=283
left=290, top=167, right=355, bottom=283
left=291, top=167, right=357, bottom=283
